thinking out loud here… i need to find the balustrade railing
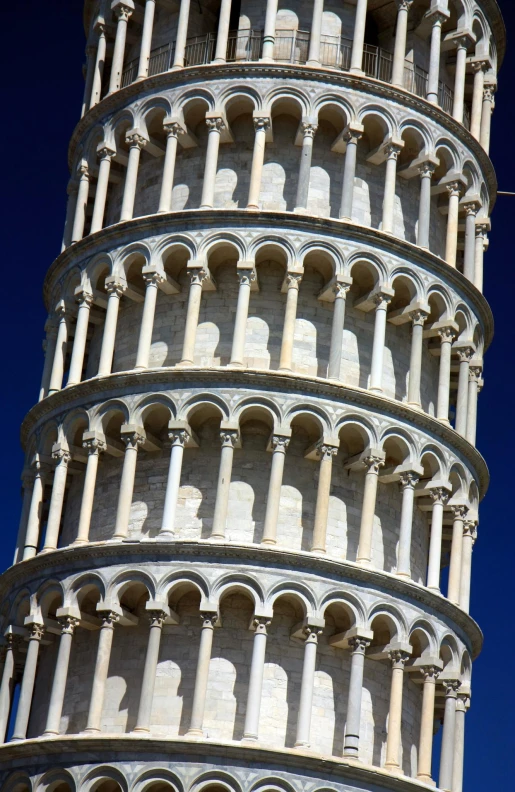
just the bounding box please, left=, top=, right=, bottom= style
left=118, top=28, right=469, bottom=129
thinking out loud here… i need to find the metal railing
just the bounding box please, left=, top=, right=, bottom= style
left=119, top=28, right=469, bottom=128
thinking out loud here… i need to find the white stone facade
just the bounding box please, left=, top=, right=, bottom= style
left=0, top=2, right=504, bottom=792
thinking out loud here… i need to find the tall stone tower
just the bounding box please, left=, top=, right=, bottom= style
left=0, top=1, right=503, bottom=792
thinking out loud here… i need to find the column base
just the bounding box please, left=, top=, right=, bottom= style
left=131, top=726, right=151, bottom=734
left=278, top=367, right=293, bottom=373
left=427, top=585, right=441, bottom=594
left=157, top=530, right=175, bottom=541
left=260, top=539, right=277, bottom=547
left=384, top=763, right=403, bottom=775
left=369, top=386, right=383, bottom=394
left=71, top=539, right=88, bottom=547
left=241, top=734, right=258, bottom=743
left=82, top=727, right=101, bottom=734
left=39, top=547, right=56, bottom=554
left=394, top=570, right=411, bottom=579
left=417, top=774, right=435, bottom=786
left=170, top=64, right=183, bottom=71
left=310, top=546, right=327, bottom=555
left=208, top=534, right=226, bottom=542
left=357, top=558, right=372, bottom=568
left=186, top=728, right=204, bottom=738
left=247, top=204, right=260, bottom=211
left=306, top=60, right=321, bottom=67
left=406, top=401, right=422, bottom=410
left=42, top=730, right=60, bottom=737
left=294, top=740, right=310, bottom=749
left=350, top=68, right=365, bottom=76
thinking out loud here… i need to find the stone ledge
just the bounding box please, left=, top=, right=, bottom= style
left=67, top=61, right=499, bottom=209
left=0, top=733, right=441, bottom=792
left=42, top=210, right=494, bottom=351
left=0, top=539, right=483, bottom=658
left=20, top=367, right=490, bottom=498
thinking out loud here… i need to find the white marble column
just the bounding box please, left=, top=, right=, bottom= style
left=113, top=428, right=145, bottom=539
left=261, top=0, right=279, bottom=62
left=426, top=11, right=447, bottom=104
left=135, top=270, right=163, bottom=369
left=452, top=691, right=469, bottom=792
left=39, top=320, right=58, bottom=401
left=452, top=36, right=469, bottom=123
left=187, top=612, right=218, bottom=736
left=278, top=273, right=302, bottom=372
left=210, top=430, right=239, bottom=539
left=120, top=132, right=147, bottom=222
left=343, top=635, right=371, bottom=758
left=75, top=434, right=106, bottom=545
left=84, top=611, right=119, bottom=732
left=369, top=293, right=392, bottom=392
left=294, top=626, right=322, bottom=748
left=328, top=281, right=351, bottom=380
left=294, top=122, right=317, bottom=212
left=247, top=118, right=270, bottom=210
left=439, top=681, right=460, bottom=791
left=382, top=144, right=402, bottom=234
left=444, top=181, right=462, bottom=267
left=339, top=125, right=363, bottom=220
left=48, top=303, right=69, bottom=395
left=230, top=268, right=255, bottom=365
left=171, top=0, right=191, bottom=69
left=67, top=291, right=94, bottom=387
left=108, top=1, right=134, bottom=94
left=243, top=617, right=270, bottom=741
left=466, top=364, right=481, bottom=445
left=42, top=446, right=72, bottom=552
left=417, top=162, right=435, bottom=249
left=357, top=453, right=384, bottom=565
left=426, top=487, right=449, bottom=592
left=350, top=0, right=368, bottom=74
left=137, top=0, right=156, bottom=80
left=23, top=459, right=47, bottom=560
left=396, top=472, right=419, bottom=578
left=416, top=664, right=440, bottom=783
left=62, top=180, right=78, bottom=250
left=463, top=201, right=480, bottom=282
left=307, top=0, right=325, bottom=67
left=180, top=268, right=206, bottom=364
left=311, top=443, right=338, bottom=554
left=158, top=122, right=182, bottom=213
left=474, top=221, right=488, bottom=293
left=71, top=162, right=90, bottom=244
left=384, top=649, right=410, bottom=771
left=391, top=0, right=413, bottom=88
left=90, top=145, right=116, bottom=233
left=459, top=520, right=476, bottom=613
left=480, top=83, right=495, bottom=154
left=98, top=278, right=125, bottom=376
left=90, top=22, right=107, bottom=109
left=11, top=623, right=45, bottom=741
left=407, top=310, right=427, bottom=407
left=436, top=327, right=456, bottom=422
left=447, top=505, right=467, bottom=606
left=0, top=633, right=17, bottom=743
left=43, top=616, right=79, bottom=736
left=455, top=347, right=473, bottom=436
left=261, top=435, right=290, bottom=546
left=160, top=428, right=189, bottom=536
left=213, top=0, right=232, bottom=63
left=201, top=117, right=225, bottom=208
left=133, top=610, right=167, bottom=732
left=470, top=61, right=487, bottom=140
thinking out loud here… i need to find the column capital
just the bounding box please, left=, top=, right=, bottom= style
left=384, top=142, right=404, bottom=160
left=147, top=610, right=168, bottom=628
left=419, top=664, right=441, bottom=682
left=200, top=611, right=218, bottom=628
left=363, top=453, right=386, bottom=474
left=483, top=83, right=496, bottom=102
left=418, top=160, right=436, bottom=178
left=57, top=616, right=80, bottom=635
left=373, top=291, right=392, bottom=310
left=425, top=8, right=450, bottom=25
left=76, top=159, right=90, bottom=178
left=332, top=280, right=352, bottom=300
left=237, top=268, right=257, bottom=287
left=82, top=431, right=107, bottom=455
left=438, top=326, right=456, bottom=343
left=142, top=269, right=164, bottom=287
left=189, top=267, right=208, bottom=287
left=396, top=0, right=414, bottom=9
left=461, top=198, right=481, bottom=217
left=442, top=679, right=461, bottom=697
left=51, top=444, right=72, bottom=466
left=96, top=142, right=116, bottom=161
left=409, top=309, right=429, bottom=326
left=120, top=424, right=146, bottom=449
left=163, top=120, right=184, bottom=138
left=94, top=20, right=107, bottom=35
left=348, top=635, right=371, bottom=654
left=316, top=441, right=339, bottom=462
left=75, top=288, right=94, bottom=308
left=445, top=180, right=464, bottom=199
left=463, top=519, right=478, bottom=541
left=112, top=0, right=135, bottom=22
left=389, top=648, right=411, bottom=668
left=343, top=122, right=364, bottom=144
left=98, top=610, right=120, bottom=628
left=26, top=622, right=45, bottom=641
left=220, top=429, right=239, bottom=449
left=168, top=428, right=190, bottom=447
left=428, top=486, right=450, bottom=506
left=271, top=435, right=290, bottom=453
left=469, top=363, right=483, bottom=382
left=105, top=276, right=126, bottom=297
left=470, top=58, right=489, bottom=74
left=206, top=116, right=226, bottom=133
left=252, top=616, right=271, bottom=633
left=303, top=624, right=324, bottom=642
left=399, top=471, right=420, bottom=489
left=450, top=504, right=468, bottom=520
left=125, top=129, right=148, bottom=149
left=285, top=272, right=303, bottom=290
left=301, top=121, right=318, bottom=139
left=455, top=346, right=474, bottom=363
left=253, top=116, right=271, bottom=133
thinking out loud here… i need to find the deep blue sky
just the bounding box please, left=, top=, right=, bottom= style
left=1, top=1, right=513, bottom=786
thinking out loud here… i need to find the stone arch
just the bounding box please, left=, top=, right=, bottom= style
left=249, top=236, right=295, bottom=270
left=211, top=573, right=266, bottom=611
left=36, top=769, right=77, bottom=792
left=79, top=765, right=128, bottom=792
left=283, top=405, right=330, bottom=438
left=299, top=241, right=343, bottom=280
left=131, top=769, right=183, bottom=792
left=85, top=252, right=114, bottom=292
left=249, top=780, right=297, bottom=792
left=449, top=462, right=468, bottom=499
left=408, top=620, right=438, bottom=657
left=137, top=95, right=174, bottom=130
left=91, top=399, right=130, bottom=433
left=62, top=408, right=90, bottom=448
left=232, top=397, right=282, bottom=431
left=319, top=591, right=366, bottom=628
left=2, top=772, right=33, bottom=792
left=158, top=571, right=210, bottom=608
left=105, top=106, right=137, bottom=149
left=266, top=581, right=315, bottom=616
left=9, top=588, right=32, bottom=625
left=179, top=394, right=230, bottom=424
left=38, top=420, right=59, bottom=456
left=335, top=415, right=377, bottom=451
left=218, top=85, right=261, bottom=116
left=155, top=236, right=196, bottom=276
left=35, top=579, right=64, bottom=620
left=439, top=634, right=461, bottom=672
left=188, top=772, right=242, bottom=792
left=106, top=569, right=157, bottom=606
left=380, top=429, right=416, bottom=467
left=115, top=243, right=152, bottom=279
left=66, top=572, right=106, bottom=608
left=132, top=394, right=177, bottom=426
left=367, top=604, right=408, bottom=644
left=419, top=444, right=447, bottom=480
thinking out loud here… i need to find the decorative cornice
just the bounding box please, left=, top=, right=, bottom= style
left=20, top=367, right=489, bottom=497
left=43, top=210, right=494, bottom=350
left=0, top=540, right=482, bottom=658
left=67, top=62, right=498, bottom=208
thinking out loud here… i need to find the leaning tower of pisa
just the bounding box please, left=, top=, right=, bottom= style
left=0, top=1, right=503, bottom=792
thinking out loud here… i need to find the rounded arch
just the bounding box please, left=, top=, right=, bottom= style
left=266, top=581, right=315, bottom=616
left=319, top=590, right=366, bottom=628
left=158, top=570, right=210, bottom=606
left=189, top=771, right=242, bottom=792
left=211, top=573, right=265, bottom=611
left=313, top=93, right=354, bottom=126
left=35, top=580, right=64, bottom=619
left=179, top=393, right=230, bottom=424
left=137, top=95, right=174, bottom=129
left=132, top=768, right=183, bottom=792
left=264, top=87, right=308, bottom=118
left=218, top=85, right=262, bottom=116
left=66, top=572, right=106, bottom=609
left=335, top=415, right=377, bottom=453
left=408, top=620, right=438, bottom=657
left=91, top=400, right=130, bottom=434
left=80, top=765, right=128, bottom=792
left=2, top=772, right=33, bottom=792
left=367, top=603, right=408, bottom=643
left=85, top=252, right=114, bottom=292
left=298, top=240, right=343, bottom=280
left=114, top=243, right=152, bottom=279
left=380, top=428, right=416, bottom=466
left=419, top=444, right=446, bottom=480
left=439, top=633, right=461, bottom=672
left=62, top=408, right=91, bottom=447
left=173, top=87, right=215, bottom=119
left=132, top=394, right=176, bottom=426
left=232, top=397, right=281, bottom=432
left=36, top=769, right=77, bottom=792
left=106, top=569, right=157, bottom=606
left=249, top=780, right=298, bottom=792
left=155, top=236, right=196, bottom=277
left=283, top=405, right=330, bottom=439
left=249, top=236, right=294, bottom=270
